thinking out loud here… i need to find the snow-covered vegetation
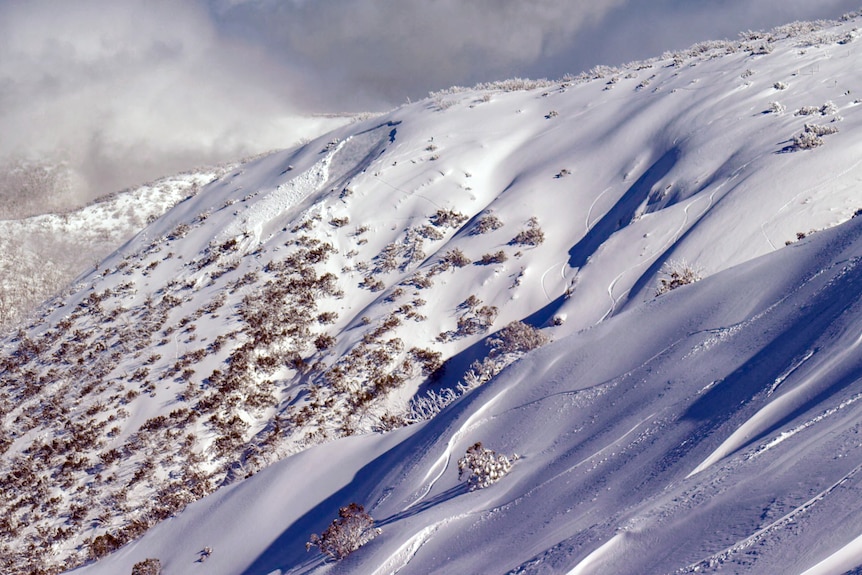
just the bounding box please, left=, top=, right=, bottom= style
left=2, top=11, right=862, bottom=575
left=0, top=167, right=232, bottom=330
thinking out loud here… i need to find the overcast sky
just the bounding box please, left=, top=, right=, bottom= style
left=1, top=0, right=859, bottom=203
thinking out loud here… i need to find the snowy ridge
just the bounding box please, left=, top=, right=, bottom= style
left=0, top=166, right=232, bottom=330
left=0, top=13, right=862, bottom=575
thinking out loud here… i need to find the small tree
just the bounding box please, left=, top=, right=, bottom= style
left=307, top=503, right=381, bottom=560
left=458, top=442, right=515, bottom=491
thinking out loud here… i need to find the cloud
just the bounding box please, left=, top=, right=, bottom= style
left=210, top=0, right=861, bottom=105
left=0, top=0, right=338, bottom=205
left=0, top=0, right=859, bottom=208
left=210, top=0, right=630, bottom=106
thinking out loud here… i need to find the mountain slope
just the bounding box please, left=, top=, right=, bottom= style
left=0, top=12, right=861, bottom=575
left=0, top=166, right=233, bottom=330
left=71, top=203, right=862, bottom=575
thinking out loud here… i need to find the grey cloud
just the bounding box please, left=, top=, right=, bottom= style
left=0, top=0, right=327, bottom=206
left=0, top=0, right=860, bottom=210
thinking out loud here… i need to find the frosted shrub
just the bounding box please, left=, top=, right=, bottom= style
left=655, top=260, right=703, bottom=295
left=803, top=123, right=839, bottom=136
left=820, top=101, right=839, bottom=115
left=769, top=101, right=786, bottom=114
left=488, top=321, right=549, bottom=357
left=431, top=208, right=468, bottom=229
left=793, top=131, right=824, bottom=150
left=307, top=503, right=381, bottom=561
left=478, top=250, right=508, bottom=265
left=405, top=387, right=461, bottom=423
left=472, top=213, right=503, bottom=235
left=131, top=558, right=161, bottom=575
left=458, top=442, right=515, bottom=490
left=795, top=105, right=820, bottom=116
left=511, top=217, right=545, bottom=247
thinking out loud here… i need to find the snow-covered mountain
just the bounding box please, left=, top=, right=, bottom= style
left=2, top=13, right=862, bottom=575
left=0, top=166, right=233, bottom=330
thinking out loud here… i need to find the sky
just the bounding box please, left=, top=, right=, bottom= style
left=1, top=0, right=859, bottom=207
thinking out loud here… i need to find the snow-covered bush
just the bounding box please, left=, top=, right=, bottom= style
left=511, top=216, right=545, bottom=247
left=488, top=321, right=550, bottom=357
left=820, top=101, right=839, bottom=115
left=306, top=503, right=381, bottom=561
left=458, top=442, right=515, bottom=490
left=792, top=131, right=824, bottom=150
left=471, top=213, right=504, bottom=235
left=90, top=533, right=122, bottom=559
left=478, top=250, right=508, bottom=265
left=655, top=260, right=703, bottom=295
left=804, top=123, right=839, bottom=136
left=769, top=101, right=786, bottom=114
left=795, top=105, right=820, bottom=116
left=431, top=208, right=468, bottom=229
left=773, top=81, right=788, bottom=90
left=131, top=558, right=162, bottom=575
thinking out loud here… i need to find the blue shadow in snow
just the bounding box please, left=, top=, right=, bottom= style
left=568, top=147, right=679, bottom=270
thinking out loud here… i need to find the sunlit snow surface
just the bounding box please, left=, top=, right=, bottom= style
left=3, top=14, right=862, bottom=575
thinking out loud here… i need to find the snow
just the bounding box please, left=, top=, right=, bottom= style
left=2, top=13, right=862, bottom=575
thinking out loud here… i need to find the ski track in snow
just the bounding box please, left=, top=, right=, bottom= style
left=405, top=385, right=512, bottom=511
left=585, top=186, right=614, bottom=233
left=599, top=152, right=739, bottom=322
left=761, top=155, right=862, bottom=250
left=678, top=460, right=862, bottom=574
left=689, top=326, right=862, bottom=477
left=540, top=261, right=568, bottom=302
left=370, top=518, right=459, bottom=575
left=747, top=389, right=862, bottom=460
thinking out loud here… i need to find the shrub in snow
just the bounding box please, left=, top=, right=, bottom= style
left=89, top=533, right=121, bottom=559
left=655, top=260, right=703, bottom=295
left=478, top=250, right=508, bottom=265
left=431, top=208, right=468, bottom=229
left=511, top=216, right=545, bottom=247
left=773, top=81, right=788, bottom=90
left=458, top=442, right=515, bottom=490
left=748, top=42, right=773, bottom=55
left=306, top=503, right=381, bottom=560
left=769, top=101, right=786, bottom=114
left=471, top=213, right=504, bottom=235
left=793, top=131, right=824, bottom=150
left=131, top=558, right=161, bottom=575
left=795, top=105, right=820, bottom=116
left=488, top=321, right=550, bottom=357
left=803, top=123, right=839, bottom=136
left=437, top=248, right=471, bottom=270
left=512, top=226, right=545, bottom=246
left=820, top=101, right=839, bottom=115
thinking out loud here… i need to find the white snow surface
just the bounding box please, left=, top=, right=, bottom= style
left=2, top=14, right=862, bottom=575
